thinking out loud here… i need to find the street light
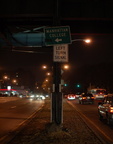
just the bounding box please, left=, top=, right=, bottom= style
left=72, top=38, right=91, bottom=43
left=63, top=64, right=69, bottom=70
left=12, top=79, right=18, bottom=85
left=3, top=75, right=8, bottom=80
left=47, top=72, right=51, bottom=76
left=0, top=75, right=9, bottom=89
left=45, top=79, right=48, bottom=82
left=51, top=38, right=92, bottom=125
left=41, top=65, right=53, bottom=95
left=42, top=65, right=47, bottom=69
left=84, top=39, right=91, bottom=43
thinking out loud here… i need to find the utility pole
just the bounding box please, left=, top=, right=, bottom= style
left=51, top=0, right=62, bottom=125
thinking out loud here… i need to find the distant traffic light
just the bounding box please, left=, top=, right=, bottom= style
left=64, top=83, right=68, bottom=86
left=76, top=84, right=81, bottom=88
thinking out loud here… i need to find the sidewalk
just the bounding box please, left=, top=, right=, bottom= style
left=8, top=99, right=104, bottom=144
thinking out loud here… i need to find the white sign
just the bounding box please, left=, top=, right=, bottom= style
left=53, top=44, right=68, bottom=62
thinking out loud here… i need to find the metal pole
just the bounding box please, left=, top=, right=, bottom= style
left=51, top=0, right=63, bottom=125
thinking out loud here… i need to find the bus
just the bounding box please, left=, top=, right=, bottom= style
left=88, top=88, right=107, bottom=99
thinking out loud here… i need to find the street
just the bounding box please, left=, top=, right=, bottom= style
left=0, top=97, right=113, bottom=144
left=0, top=97, right=44, bottom=140
left=67, top=99, right=113, bottom=143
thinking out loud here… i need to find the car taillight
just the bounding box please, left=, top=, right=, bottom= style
left=82, top=97, right=86, bottom=100
left=91, top=97, right=94, bottom=99
left=109, top=107, right=113, bottom=113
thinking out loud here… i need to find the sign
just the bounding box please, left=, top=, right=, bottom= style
left=45, top=26, right=71, bottom=46
left=53, top=44, right=68, bottom=62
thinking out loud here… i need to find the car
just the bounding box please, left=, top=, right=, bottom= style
left=75, top=92, right=82, bottom=98
left=67, top=94, right=76, bottom=100
left=98, top=94, right=113, bottom=125
left=79, top=93, right=94, bottom=104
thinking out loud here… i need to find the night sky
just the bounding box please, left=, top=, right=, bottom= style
left=0, top=0, right=113, bottom=91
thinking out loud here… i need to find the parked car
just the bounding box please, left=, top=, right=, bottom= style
left=98, top=94, right=113, bottom=125
left=67, top=94, right=76, bottom=100
left=79, top=93, right=94, bottom=104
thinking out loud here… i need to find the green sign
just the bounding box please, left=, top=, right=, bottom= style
left=44, top=26, right=71, bottom=46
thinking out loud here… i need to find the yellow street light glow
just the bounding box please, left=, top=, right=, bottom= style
left=47, top=72, right=51, bottom=76
left=63, top=64, right=69, bottom=69
left=84, top=39, right=91, bottom=43
left=42, top=65, right=47, bottom=69
left=12, top=79, right=17, bottom=83
left=3, top=75, right=8, bottom=80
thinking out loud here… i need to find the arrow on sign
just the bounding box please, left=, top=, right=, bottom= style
left=55, top=38, right=62, bottom=43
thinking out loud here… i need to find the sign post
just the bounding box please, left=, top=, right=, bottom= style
left=45, top=29, right=71, bottom=125
left=45, top=0, right=71, bottom=126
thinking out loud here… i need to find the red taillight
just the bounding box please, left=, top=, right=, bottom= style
left=91, top=97, right=94, bottom=99
left=110, top=107, right=113, bottom=113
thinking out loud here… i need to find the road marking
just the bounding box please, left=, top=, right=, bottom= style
left=0, top=102, right=45, bottom=144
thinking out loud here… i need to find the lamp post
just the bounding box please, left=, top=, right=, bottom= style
left=51, top=0, right=92, bottom=126
left=51, top=37, right=91, bottom=125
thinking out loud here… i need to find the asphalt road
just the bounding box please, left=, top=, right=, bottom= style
left=0, top=97, right=44, bottom=140
left=67, top=99, right=113, bottom=144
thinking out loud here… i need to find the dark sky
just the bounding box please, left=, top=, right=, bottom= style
left=1, top=0, right=113, bottom=18
left=1, top=0, right=113, bottom=84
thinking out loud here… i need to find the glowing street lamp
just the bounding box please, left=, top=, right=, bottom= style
left=42, top=65, right=47, bottom=69
left=72, top=38, right=91, bottom=43
left=45, top=79, right=48, bottom=82
left=63, top=64, right=69, bottom=70
left=3, top=75, right=8, bottom=80
left=12, top=79, right=17, bottom=83
left=47, top=72, right=51, bottom=76
left=84, top=39, right=91, bottom=43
